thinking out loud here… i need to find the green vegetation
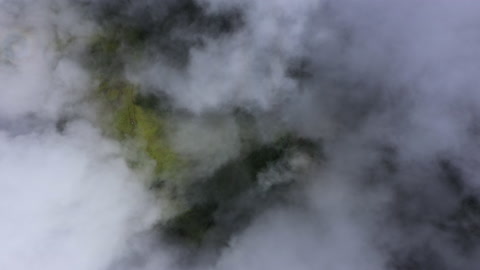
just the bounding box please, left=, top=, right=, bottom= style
left=164, top=204, right=218, bottom=244
left=97, top=78, right=181, bottom=179
left=83, top=10, right=319, bottom=246
left=163, top=135, right=318, bottom=244
left=87, top=25, right=181, bottom=187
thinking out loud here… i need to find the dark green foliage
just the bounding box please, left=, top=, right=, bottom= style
left=164, top=135, right=319, bottom=244
left=163, top=204, right=218, bottom=244
left=156, top=0, right=243, bottom=37
left=86, top=24, right=150, bottom=75
left=91, top=0, right=243, bottom=37
left=80, top=1, right=318, bottom=248
left=246, top=135, right=318, bottom=174
left=83, top=0, right=243, bottom=68
left=133, top=92, right=160, bottom=111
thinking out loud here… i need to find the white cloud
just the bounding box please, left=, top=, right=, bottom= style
left=0, top=122, right=159, bottom=270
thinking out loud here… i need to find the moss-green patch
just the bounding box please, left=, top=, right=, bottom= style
left=95, top=78, right=181, bottom=180
left=85, top=22, right=184, bottom=194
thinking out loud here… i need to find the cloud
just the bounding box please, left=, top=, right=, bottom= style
left=0, top=2, right=162, bottom=270
left=3, top=0, right=480, bottom=269
left=0, top=121, right=159, bottom=270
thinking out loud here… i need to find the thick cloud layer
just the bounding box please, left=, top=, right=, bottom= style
left=0, top=123, right=159, bottom=270
left=0, top=2, right=160, bottom=269
left=2, top=0, right=480, bottom=270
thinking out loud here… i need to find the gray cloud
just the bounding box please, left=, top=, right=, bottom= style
left=3, top=0, right=480, bottom=270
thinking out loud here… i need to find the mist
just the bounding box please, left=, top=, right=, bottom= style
left=2, top=0, right=480, bottom=269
